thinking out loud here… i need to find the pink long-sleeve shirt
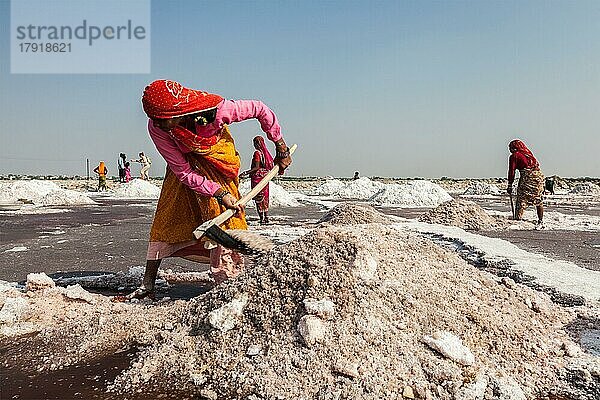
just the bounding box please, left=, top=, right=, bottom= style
left=148, top=99, right=282, bottom=196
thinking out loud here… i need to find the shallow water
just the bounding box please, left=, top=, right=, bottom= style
left=1, top=346, right=137, bottom=400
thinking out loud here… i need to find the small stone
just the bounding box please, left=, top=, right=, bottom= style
left=402, top=385, right=415, bottom=398
left=0, top=297, right=29, bottom=324
left=456, top=372, right=488, bottom=399
left=163, top=322, right=174, bottom=331
left=524, top=297, right=533, bottom=309
left=200, top=388, right=218, bottom=400
left=63, top=284, right=95, bottom=304
left=490, top=375, right=525, bottom=400
left=307, top=276, right=319, bottom=287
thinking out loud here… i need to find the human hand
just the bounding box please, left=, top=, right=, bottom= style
left=275, top=155, right=292, bottom=175
left=217, top=192, right=244, bottom=216
left=274, top=140, right=292, bottom=175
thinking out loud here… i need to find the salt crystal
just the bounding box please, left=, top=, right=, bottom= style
left=298, top=315, right=326, bottom=347
left=303, top=298, right=335, bottom=320
left=207, top=293, right=248, bottom=332
left=63, top=284, right=95, bottom=304
left=26, top=272, right=56, bottom=291
left=422, top=331, right=475, bottom=366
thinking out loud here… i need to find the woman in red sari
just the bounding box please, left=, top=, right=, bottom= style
left=241, top=136, right=274, bottom=224
left=507, top=139, right=545, bottom=225
left=116, top=80, right=291, bottom=301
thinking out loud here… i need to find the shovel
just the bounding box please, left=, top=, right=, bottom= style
left=509, top=190, right=516, bottom=220
left=193, top=144, right=297, bottom=253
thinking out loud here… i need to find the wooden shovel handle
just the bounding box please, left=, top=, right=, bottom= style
left=203, top=144, right=297, bottom=228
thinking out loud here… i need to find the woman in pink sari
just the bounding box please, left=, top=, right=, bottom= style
left=241, top=136, right=274, bottom=224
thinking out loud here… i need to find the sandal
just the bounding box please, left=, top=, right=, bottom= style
left=111, top=286, right=156, bottom=303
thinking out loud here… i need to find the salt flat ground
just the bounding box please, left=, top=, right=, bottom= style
left=1, top=180, right=598, bottom=284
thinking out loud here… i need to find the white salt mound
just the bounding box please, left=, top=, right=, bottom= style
left=569, top=182, right=600, bottom=196
left=38, top=190, right=96, bottom=206
left=0, top=180, right=58, bottom=203
left=335, top=177, right=386, bottom=200
left=112, top=179, right=161, bottom=199
left=312, top=179, right=346, bottom=196
left=105, top=219, right=589, bottom=398
left=318, top=202, right=388, bottom=225
left=239, top=181, right=301, bottom=208
left=369, top=180, right=452, bottom=207
left=419, top=199, right=502, bottom=230
left=463, top=181, right=501, bottom=196
left=0, top=180, right=95, bottom=206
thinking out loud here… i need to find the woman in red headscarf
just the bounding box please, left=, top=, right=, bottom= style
left=117, top=80, right=292, bottom=301
left=240, top=136, right=275, bottom=224
left=507, top=139, right=544, bottom=225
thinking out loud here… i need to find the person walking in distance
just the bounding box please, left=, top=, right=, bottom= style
left=93, top=161, right=108, bottom=191
left=132, top=152, right=152, bottom=180
left=118, top=153, right=127, bottom=183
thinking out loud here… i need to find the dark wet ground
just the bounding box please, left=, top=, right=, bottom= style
left=1, top=195, right=598, bottom=283
left=1, top=340, right=195, bottom=400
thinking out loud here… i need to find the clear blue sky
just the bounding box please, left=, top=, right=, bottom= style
left=1, top=0, right=599, bottom=178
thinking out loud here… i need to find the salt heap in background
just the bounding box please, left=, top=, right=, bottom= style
left=0, top=180, right=95, bottom=206
left=569, top=182, right=600, bottom=196
left=335, top=177, right=386, bottom=200
left=419, top=199, right=503, bottom=230
left=311, top=178, right=452, bottom=208
left=312, top=179, right=346, bottom=196
left=111, top=179, right=161, bottom=199
left=369, top=180, right=452, bottom=207
left=239, top=180, right=301, bottom=208
left=318, top=202, right=388, bottom=225
left=462, top=181, right=501, bottom=196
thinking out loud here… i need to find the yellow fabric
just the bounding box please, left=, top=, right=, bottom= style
left=150, top=125, right=247, bottom=244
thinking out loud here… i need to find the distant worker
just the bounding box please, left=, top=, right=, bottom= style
left=118, top=153, right=127, bottom=183
left=240, top=135, right=274, bottom=224
left=93, top=161, right=108, bottom=192
left=132, top=152, right=152, bottom=180
left=353, top=171, right=360, bottom=180
left=124, top=161, right=132, bottom=183
left=506, top=139, right=544, bottom=225
left=544, top=176, right=555, bottom=195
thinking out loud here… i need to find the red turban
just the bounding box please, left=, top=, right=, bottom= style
left=142, top=80, right=223, bottom=119
left=509, top=139, right=539, bottom=168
